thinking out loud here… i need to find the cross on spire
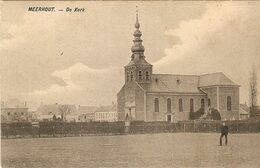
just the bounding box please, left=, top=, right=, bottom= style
left=135, top=6, right=140, bottom=29
left=136, top=6, right=138, bottom=17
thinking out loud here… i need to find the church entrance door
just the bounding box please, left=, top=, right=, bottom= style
left=125, top=107, right=136, bottom=121
left=167, top=115, right=171, bottom=122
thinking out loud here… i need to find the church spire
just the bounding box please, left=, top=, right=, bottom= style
left=125, top=8, right=152, bottom=84
left=131, top=7, right=145, bottom=55
left=135, top=9, right=140, bottom=29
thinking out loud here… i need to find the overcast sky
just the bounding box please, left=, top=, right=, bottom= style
left=1, top=1, right=260, bottom=109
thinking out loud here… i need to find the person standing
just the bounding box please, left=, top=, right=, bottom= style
left=220, top=122, right=229, bottom=146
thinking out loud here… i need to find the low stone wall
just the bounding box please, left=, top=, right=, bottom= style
left=1, top=120, right=260, bottom=139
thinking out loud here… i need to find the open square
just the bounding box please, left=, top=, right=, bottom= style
left=2, top=133, right=260, bottom=168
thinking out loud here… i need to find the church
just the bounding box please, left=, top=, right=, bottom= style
left=117, top=13, right=240, bottom=122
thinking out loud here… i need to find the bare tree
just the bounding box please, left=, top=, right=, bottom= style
left=249, top=65, right=258, bottom=118
left=58, top=105, right=71, bottom=121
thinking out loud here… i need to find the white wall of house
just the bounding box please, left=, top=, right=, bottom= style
left=95, top=111, right=118, bottom=122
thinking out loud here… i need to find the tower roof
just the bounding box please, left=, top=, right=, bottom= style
left=126, top=8, right=152, bottom=67
left=131, top=9, right=145, bottom=53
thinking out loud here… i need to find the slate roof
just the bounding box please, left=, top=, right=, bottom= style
left=199, top=72, right=239, bottom=87
left=139, top=74, right=202, bottom=94
left=125, top=57, right=152, bottom=67
left=138, top=72, right=239, bottom=93
left=95, top=104, right=117, bottom=112
left=78, top=106, right=98, bottom=114
left=1, top=99, right=27, bottom=108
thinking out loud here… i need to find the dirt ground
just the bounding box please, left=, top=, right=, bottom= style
left=1, top=133, right=260, bottom=168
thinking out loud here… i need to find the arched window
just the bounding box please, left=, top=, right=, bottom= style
left=201, top=99, right=205, bottom=109
left=139, top=71, right=142, bottom=80
left=179, top=99, right=183, bottom=112
left=227, top=96, right=232, bottom=111
left=167, top=98, right=171, bottom=113
left=208, top=98, right=211, bottom=107
left=145, top=71, right=149, bottom=80
left=126, top=72, right=129, bottom=82
left=154, top=98, right=159, bottom=112
left=190, top=98, right=194, bottom=112
left=130, top=71, right=133, bottom=81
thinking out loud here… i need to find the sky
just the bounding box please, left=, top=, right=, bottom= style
left=1, top=1, right=260, bottom=110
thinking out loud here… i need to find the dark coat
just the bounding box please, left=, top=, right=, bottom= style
left=221, top=125, right=229, bottom=135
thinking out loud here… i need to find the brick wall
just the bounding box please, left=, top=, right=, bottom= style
left=117, top=86, right=125, bottom=121
left=219, top=87, right=239, bottom=120
left=146, top=94, right=206, bottom=121
left=201, top=87, right=217, bottom=109
left=117, top=82, right=145, bottom=121
left=135, top=84, right=145, bottom=120
left=201, top=86, right=240, bottom=120
left=1, top=108, right=29, bottom=122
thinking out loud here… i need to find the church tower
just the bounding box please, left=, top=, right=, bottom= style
left=125, top=11, right=153, bottom=84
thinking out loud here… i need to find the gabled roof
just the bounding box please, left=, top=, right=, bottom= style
left=95, top=104, right=117, bottom=112
left=78, top=106, right=98, bottom=114
left=137, top=72, right=238, bottom=94
left=1, top=99, right=27, bottom=108
left=199, top=72, right=239, bottom=87
left=117, top=85, right=125, bottom=96
left=139, top=74, right=203, bottom=94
